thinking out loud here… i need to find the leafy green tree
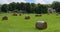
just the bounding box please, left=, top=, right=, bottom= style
left=20, top=2, right=26, bottom=10
left=25, top=3, right=31, bottom=13
left=16, top=2, right=21, bottom=10
left=40, top=5, right=47, bottom=13
left=51, top=1, right=60, bottom=13
left=1, top=4, right=8, bottom=12
left=35, top=3, right=42, bottom=14
left=30, top=3, right=36, bottom=13
left=8, top=2, right=16, bottom=11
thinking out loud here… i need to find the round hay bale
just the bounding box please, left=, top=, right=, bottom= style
left=13, top=13, right=18, bottom=16
left=35, top=14, right=42, bottom=17
left=2, top=16, right=8, bottom=20
left=25, top=16, right=30, bottom=19
left=36, top=21, right=47, bottom=30
left=19, top=14, right=21, bottom=16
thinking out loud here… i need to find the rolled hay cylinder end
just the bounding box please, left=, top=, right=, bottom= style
left=2, top=16, right=8, bottom=20
left=13, top=13, right=18, bottom=16
left=25, top=16, right=30, bottom=20
left=19, top=14, right=21, bottom=16
left=36, top=21, right=47, bottom=30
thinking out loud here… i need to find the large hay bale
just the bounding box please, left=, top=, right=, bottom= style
left=35, top=14, right=42, bottom=17
left=13, top=13, right=18, bottom=16
left=2, top=16, right=8, bottom=20
left=19, top=14, right=21, bottom=16
left=25, top=16, right=30, bottom=19
left=36, top=21, right=47, bottom=30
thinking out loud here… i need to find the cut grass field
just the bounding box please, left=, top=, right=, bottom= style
left=0, top=13, right=60, bottom=32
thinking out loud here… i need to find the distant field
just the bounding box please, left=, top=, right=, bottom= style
left=0, top=13, right=60, bottom=32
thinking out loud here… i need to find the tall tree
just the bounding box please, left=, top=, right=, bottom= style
left=20, top=2, right=26, bottom=10
left=40, top=5, right=47, bottom=13
left=35, top=3, right=42, bottom=14
left=51, top=1, right=60, bottom=12
left=30, top=3, right=36, bottom=13
left=16, top=2, right=21, bottom=10
left=8, top=2, right=16, bottom=11
left=1, top=4, right=8, bottom=12
left=25, top=3, right=31, bottom=13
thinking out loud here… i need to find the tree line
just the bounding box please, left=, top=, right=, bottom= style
left=0, top=1, right=60, bottom=14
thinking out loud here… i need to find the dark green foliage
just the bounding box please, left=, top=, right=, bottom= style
left=1, top=1, right=60, bottom=13
left=1, top=4, right=8, bottom=12
left=51, top=1, right=60, bottom=13
left=8, top=2, right=16, bottom=11
left=0, top=2, right=48, bottom=13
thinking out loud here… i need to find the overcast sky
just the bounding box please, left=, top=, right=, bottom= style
left=0, top=0, right=60, bottom=4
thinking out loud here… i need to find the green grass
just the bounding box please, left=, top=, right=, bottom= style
left=0, top=13, right=60, bottom=32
